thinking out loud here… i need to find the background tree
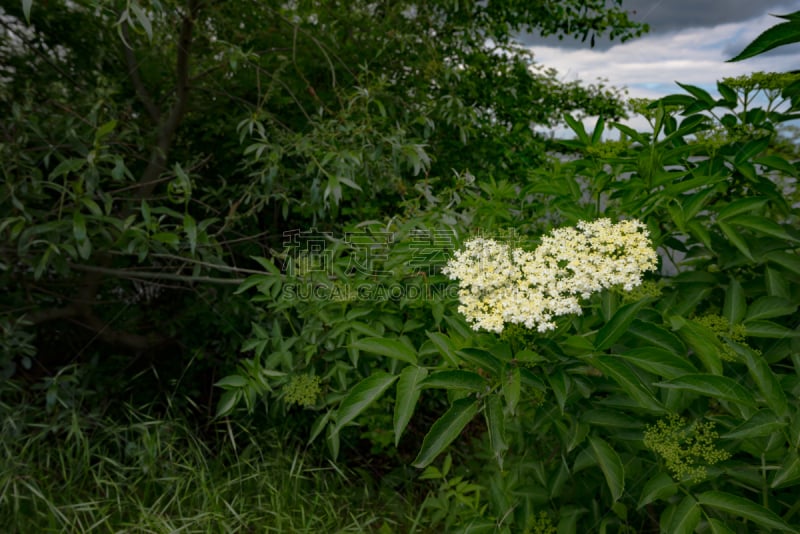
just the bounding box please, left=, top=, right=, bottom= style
left=0, top=0, right=644, bottom=402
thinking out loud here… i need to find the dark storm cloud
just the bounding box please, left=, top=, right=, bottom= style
left=518, top=0, right=800, bottom=50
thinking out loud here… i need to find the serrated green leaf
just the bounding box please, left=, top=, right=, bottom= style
left=723, top=277, right=746, bottom=324
left=744, top=320, right=800, bottom=339
left=331, top=372, right=398, bottom=434
left=745, top=296, right=797, bottom=321
left=214, top=374, right=248, bottom=388
left=413, top=397, right=479, bottom=468
left=667, top=495, right=700, bottom=534
left=718, top=220, right=754, bottom=261
left=771, top=451, right=800, bottom=488
left=722, top=410, right=786, bottom=439
left=657, top=374, right=757, bottom=410
left=628, top=320, right=687, bottom=356
left=618, top=348, right=697, bottom=379
left=548, top=369, right=569, bottom=414
left=502, top=365, right=521, bottom=415
left=727, top=215, right=796, bottom=241
left=697, top=491, right=796, bottom=532
left=728, top=18, right=800, bottom=62
left=456, top=348, right=502, bottom=376
left=588, top=436, right=624, bottom=501
left=637, top=472, right=678, bottom=509
left=427, top=331, right=459, bottom=367
left=590, top=355, right=665, bottom=412
left=215, top=390, right=239, bottom=417
left=677, top=82, right=715, bottom=106
left=707, top=518, right=736, bottom=534
left=595, top=300, right=648, bottom=351
left=766, top=250, right=800, bottom=276
left=421, top=370, right=487, bottom=391
left=351, top=337, right=417, bottom=364
left=394, top=366, right=427, bottom=446
left=717, top=197, right=769, bottom=220
left=741, top=347, right=789, bottom=418
left=485, top=395, right=508, bottom=469
left=674, top=318, right=723, bottom=375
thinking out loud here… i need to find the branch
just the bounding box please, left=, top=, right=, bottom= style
left=135, top=0, right=201, bottom=199
left=121, top=20, right=161, bottom=123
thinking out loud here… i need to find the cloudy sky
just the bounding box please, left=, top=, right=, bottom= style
left=523, top=0, right=800, bottom=134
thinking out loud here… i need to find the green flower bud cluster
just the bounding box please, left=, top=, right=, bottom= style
left=524, top=511, right=556, bottom=534
left=693, top=314, right=749, bottom=361
left=643, top=414, right=730, bottom=482
left=283, top=374, right=322, bottom=407
left=620, top=280, right=662, bottom=303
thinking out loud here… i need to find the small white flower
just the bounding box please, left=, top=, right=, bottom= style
left=443, top=219, right=658, bottom=333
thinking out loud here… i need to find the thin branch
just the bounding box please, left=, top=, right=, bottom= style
left=121, top=20, right=161, bottom=123
left=69, top=263, right=246, bottom=285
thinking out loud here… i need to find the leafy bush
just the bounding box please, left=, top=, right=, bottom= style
left=221, top=14, right=800, bottom=532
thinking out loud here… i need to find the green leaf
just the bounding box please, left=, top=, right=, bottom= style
left=331, top=372, right=398, bottom=434
left=666, top=496, right=700, bottom=534
left=744, top=320, right=800, bottom=339
left=727, top=215, right=796, bottom=241
left=184, top=213, right=197, bottom=255
left=677, top=82, right=715, bottom=106
left=151, top=232, right=180, bottom=246
left=588, top=436, right=625, bottom=501
left=95, top=119, right=117, bottom=141
left=215, top=390, right=239, bottom=417
left=717, top=197, right=769, bottom=220
left=595, top=300, right=647, bottom=351
left=771, top=451, right=800, bottom=488
left=618, top=348, right=697, bottom=380
left=673, top=318, right=723, bottom=375
left=421, top=370, right=487, bottom=392
left=308, top=410, right=333, bottom=444
left=393, top=366, right=428, bottom=446
left=637, top=472, right=677, bottom=509
left=697, top=491, right=796, bottom=532
left=745, top=296, right=797, bottom=321
left=427, top=331, right=459, bottom=367
left=413, top=397, right=479, bottom=468
left=456, top=348, right=502, bottom=376
left=129, top=2, right=153, bottom=41
left=628, top=320, right=687, bottom=356
left=72, top=212, right=87, bottom=242
left=716, top=81, right=737, bottom=105
left=22, top=0, right=32, bottom=22
left=502, top=365, right=521, bottom=415
left=728, top=17, right=800, bottom=62
left=723, top=278, right=746, bottom=325
left=722, top=410, right=786, bottom=440
left=657, top=374, right=757, bottom=410
left=766, top=250, right=800, bottom=276
left=548, top=369, right=570, bottom=414
left=741, top=347, right=789, bottom=418
left=484, top=395, right=508, bottom=469
left=707, top=518, right=736, bottom=534
left=351, top=337, right=417, bottom=365
left=214, top=374, right=248, bottom=388
left=754, top=154, right=797, bottom=175
left=564, top=114, right=589, bottom=144
left=589, top=355, right=665, bottom=412
left=718, top=220, right=754, bottom=261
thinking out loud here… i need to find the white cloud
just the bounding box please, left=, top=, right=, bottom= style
left=531, top=12, right=800, bottom=137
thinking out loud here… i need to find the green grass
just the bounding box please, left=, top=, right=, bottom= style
left=0, top=383, right=415, bottom=533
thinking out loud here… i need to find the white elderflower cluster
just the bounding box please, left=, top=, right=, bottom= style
left=442, top=219, right=658, bottom=333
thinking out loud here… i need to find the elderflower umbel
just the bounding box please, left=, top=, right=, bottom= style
left=442, top=219, right=658, bottom=333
